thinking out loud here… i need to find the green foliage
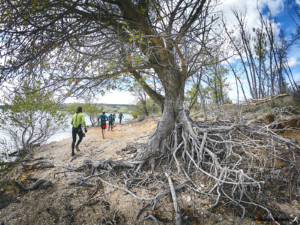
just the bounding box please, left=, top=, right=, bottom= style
left=130, top=98, right=161, bottom=118
left=0, top=88, right=68, bottom=156
left=65, top=102, right=103, bottom=126
left=193, top=113, right=204, bottom=120
left=130, top=110, right=140, bottom=119
left=224, top=98, right=232, bottom=104
left=205, top=63, right=231, bottom=104
left=185, top=85, right=198, bottom=104
left=102, top=105, right=131, bottom=114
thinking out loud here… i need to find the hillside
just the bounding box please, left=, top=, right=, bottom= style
left=1, top=107, right=300, bottom=224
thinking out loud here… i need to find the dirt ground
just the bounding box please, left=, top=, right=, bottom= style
left=1, top=116, right=300, bottom=225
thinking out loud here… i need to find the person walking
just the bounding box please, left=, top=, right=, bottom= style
left=98, top=112, right=108, bottom=139
left=108, top=113, right=114, bottom=131
left=119, top=112, right=124, bottom=124
left=112, top=112, right=116, bottom=127
left=70, top=106, right=87, bottom=156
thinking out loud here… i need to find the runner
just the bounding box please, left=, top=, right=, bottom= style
left=118, top=112, right=124, bottom=124
left=108, top=113, right=114, bottom=131
left=98, top=112, right=108, bottom=139
left=70, top=106, right=87, bottom=156
left=112, top=112, right=116, bottom=127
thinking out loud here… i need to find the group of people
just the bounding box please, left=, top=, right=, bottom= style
left=70, top=106, right=124, bottom=156
left=98, top=112, right=124, bottom=139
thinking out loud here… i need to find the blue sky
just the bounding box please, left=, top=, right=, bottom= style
left=97, top=0, right=300, bottom=104
left=1, top=0, right=299, bottom=105
left=221, top=0, right=300, bottom=102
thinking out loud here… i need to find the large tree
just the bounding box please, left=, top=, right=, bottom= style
left=2, top=1, right=300, bottom=224
left=0, top=0, right=220, bottom=164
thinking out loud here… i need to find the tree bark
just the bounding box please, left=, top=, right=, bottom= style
left=134, top=68, right=191, bottom=164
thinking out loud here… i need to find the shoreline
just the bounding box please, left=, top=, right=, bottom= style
left=0, top=117, right=160, bottom=224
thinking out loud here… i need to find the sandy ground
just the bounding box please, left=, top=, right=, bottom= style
left=0, top=118, right=166, bottom=225
left=1, top=116, right=300, bottom=225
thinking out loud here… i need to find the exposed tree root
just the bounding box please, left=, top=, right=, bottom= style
left=15, top=179, right=52, bottom=190
left=20, top=112, right=300, bottom=224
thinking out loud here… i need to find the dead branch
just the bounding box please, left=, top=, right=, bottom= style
left=165, top=171, right=183, bottom=225
left=14, top=179, right=52, bottom=190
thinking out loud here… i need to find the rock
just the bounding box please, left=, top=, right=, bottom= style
left=127, top=153, right=137, bottom=159
left=118, top=158, right=124, bottom=161
left=200, top=184, right=205, bottom=188
left=186, top=195, right=191, bottom=203
left=292, top=200, right=298, bottom=206
left=265, top=189, right=272, bottom=197
left=116, top=151, right=122, bottom=155
left=118, top=129, right=121, bottom=131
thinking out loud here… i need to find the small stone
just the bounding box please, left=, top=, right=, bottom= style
left=186, top=195, right=191, bottom=203
left=290, top=214, right=294, bottom=218
left=127, top=153, right=137, bottom=159
left=259, top=168, right=264, bottom=172
left=292, top=200, right=298, bottom=206
left=118, top=129, right=121, bottom=131
left=200, top=184, right=205, bottom=188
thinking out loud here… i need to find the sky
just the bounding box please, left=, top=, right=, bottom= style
left=0, top=0, right=299, bottom=105
left=223, top=0, right=300, bottom=102
left=99, top=0, right=300, bottom=104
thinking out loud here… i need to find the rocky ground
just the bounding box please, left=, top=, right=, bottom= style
left=1, top=110, right=300, bottom=225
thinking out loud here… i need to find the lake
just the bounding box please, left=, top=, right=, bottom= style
left=0, top=113, right=133, bottom=160
left=46, top=113, right=133, bottom=143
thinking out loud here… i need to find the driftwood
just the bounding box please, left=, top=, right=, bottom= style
left=18, top=108, right=300, bottom=224
left=14, top=179, right=52, bottom=190
left=243, top=93, right=289, bottom=113
left=165, top=171, right=182, bottom=225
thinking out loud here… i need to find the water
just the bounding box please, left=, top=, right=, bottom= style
left=2, top=113, right=133, bottom=145
left=46, top=113, right=133, bottom=144
left=0, top=113, right=133, bottom=160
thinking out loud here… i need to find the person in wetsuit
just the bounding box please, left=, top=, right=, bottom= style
left=98, top=112, right=108, bottom=139
left=118, top=112, right=124, bottom=124
left=112, top=112, right=116, bottom=127
left=108, top=113, right=114, bottom=131
left=71, top=106, right=87, bottom=156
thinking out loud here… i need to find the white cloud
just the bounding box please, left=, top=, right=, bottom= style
left=65, top=90, right=136, bottom=104
left=98, top=91, right=136, bottom=104
left=219, top=0, right=284, bottom=32
left=288, top=57, right=300, bottom=67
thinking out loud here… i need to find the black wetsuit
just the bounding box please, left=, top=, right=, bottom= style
left=108, top=115, right=114, bottom=131
left=99, top=114, right=107, bottom=129
left=71, top=125, right=83, bottom=155
left=119, top=113, right=124, bottom=124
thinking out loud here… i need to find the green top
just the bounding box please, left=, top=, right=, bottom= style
left=71, top=112, right=86, bottom=128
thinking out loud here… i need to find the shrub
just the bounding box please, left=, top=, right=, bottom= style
left=0, top=89, right=68, bottom=156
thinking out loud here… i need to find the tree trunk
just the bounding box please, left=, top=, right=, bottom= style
left=151, top=102, right=155, bottom=116
left=143, top=100, right=149, bottom=117
left=134, top=68, right=192, bottom=165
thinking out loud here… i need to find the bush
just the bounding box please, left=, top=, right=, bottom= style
left=130, top=110, right=139, bottom=119
left=0, top=89, right=68, bottom=156
left=194, top=113, right=204, bottom=119
left=66, top=103, right=103, bottom=126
